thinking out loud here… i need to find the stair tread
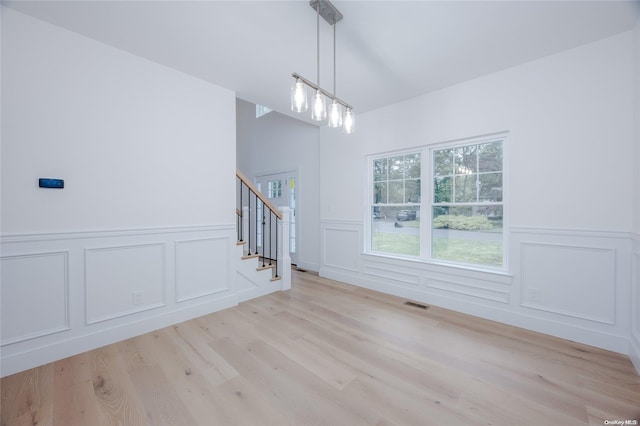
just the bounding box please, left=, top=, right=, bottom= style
left=270, top=276, right=282, bottom=282
left=241, top=254, right=260, bottom=260
left=236, top=241, right=246, bottom=246
left=257, top=264, right=275, bottom=271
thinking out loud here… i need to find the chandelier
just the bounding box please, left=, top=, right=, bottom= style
left=291, top=0, right=355, bottom=134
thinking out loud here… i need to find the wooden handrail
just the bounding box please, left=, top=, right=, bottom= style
left=236, top=170, right=283, bottom=220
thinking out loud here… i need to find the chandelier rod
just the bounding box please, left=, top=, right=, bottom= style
left=333, top=21, right=337, bottom=97
left=316, top=2, right=320, bottom=87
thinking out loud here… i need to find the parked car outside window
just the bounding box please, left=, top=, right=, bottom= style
left=396, top=210, right=416, bottom=221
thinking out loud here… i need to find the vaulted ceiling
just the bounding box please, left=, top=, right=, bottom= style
left=4, top=0, right=640, bottom=125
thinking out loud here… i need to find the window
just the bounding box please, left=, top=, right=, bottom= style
left=370, top=153, right=421, bottom=256
left=267, top=180, right=282, bottom=199
left=368, top=136, right=505, bottom=270
left=256, top=104, right=272, bottom=118
left=432, top=140, right=504, bottom=268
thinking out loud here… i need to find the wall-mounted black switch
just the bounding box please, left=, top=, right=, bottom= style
left=39, top=178, right=64, bottom=189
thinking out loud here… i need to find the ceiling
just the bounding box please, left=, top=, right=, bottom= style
left=4, top=0, right=640, bottom=125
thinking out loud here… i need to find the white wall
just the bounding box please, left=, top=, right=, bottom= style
left=631, top=18, right=640, bottom=374
left=635, top=19, right=640, bottom=238
left=323, top=32, right=634, bottom=229
left=1, top=10, right=235, bottom=233
left=236, top=99, right=321, bottom=271
left=0, top=8, right=238, bottom=376
left=320, top=31, right=636, bottom=355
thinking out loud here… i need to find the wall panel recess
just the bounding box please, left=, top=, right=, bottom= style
left=1, top=252, right=69, bottom=345
left=322, top=219, right=631, bottom=354
left=323, top=226, right=361, bottom=272
left=634, top=250, right=640, bottom=341
left=631, top=238, right=640, bottom=374
left=85, top=243, right=165, bottom=324
left=175, top=237, right=230, bottom=302
left=1, top=225, right=238, bottom=377
left=521, top=242, right=616, bottom=324
left=425, top=277, right=510, bottom=303
left=363, top=263, right=419, bottom=286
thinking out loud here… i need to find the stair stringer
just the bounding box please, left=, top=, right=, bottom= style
left=235, top=244, right=281, bottom=302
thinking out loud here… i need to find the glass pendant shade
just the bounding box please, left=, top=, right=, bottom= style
left=328, top=100, right=343, bottom=128
left=311, top=90, right=326, bottom=121
left=343, top=108, right=355, bottom=134
left=290, top=1, right=353, bottom=133
left=291, top=79, right=308, bottom=112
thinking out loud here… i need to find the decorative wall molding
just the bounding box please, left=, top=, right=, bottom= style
left=320, top=219, right=362, bottom=226
left=0, top=225, right=238, bottom=377
left=320, top=266, right=630, bottom=354
left=630, top=338, right=640, bottom=377
left=295, top=260, right=321, bottom=273
left=175, top=237, right=231, bottom=302
left=632, top=248, right=640, bottom=375
left=85, top=243, right=166, bottom=324
left=0, top=292, right=238, bottom=379
left=629, top=249, right=639, bottom=313
left=363, top=264, right=419, bottom=286
left=321, top=221, right=633, bottom=355
left=511, top=226, right=631, bottom=240
left=0, top=224, right=235, bottom=244
left=361, top=252, right=513, bottom=284
left=520, top=242, right=617, bottom=324
left=425, top=277, right=510, bottom=304
left=0, top=251, right=70, bottom=345
left=323, top=226, right=361, bottom=272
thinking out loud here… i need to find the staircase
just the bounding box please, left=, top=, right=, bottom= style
left=236, top=170, right=291, bottom=302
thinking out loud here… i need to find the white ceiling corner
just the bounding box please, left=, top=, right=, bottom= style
left=3, top=0, right=640, bottom=125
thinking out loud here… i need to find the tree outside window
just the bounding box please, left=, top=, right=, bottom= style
left=432, top=141, right=504, bottom=267
left=371, top=153, right=421, bottom=256
left=368, top=137, right=505, bottom=270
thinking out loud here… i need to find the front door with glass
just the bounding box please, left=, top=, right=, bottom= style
left=255, top=171, right=298, bottom=265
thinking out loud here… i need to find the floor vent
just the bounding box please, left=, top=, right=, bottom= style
left=404, top=301, right=429, bottom=310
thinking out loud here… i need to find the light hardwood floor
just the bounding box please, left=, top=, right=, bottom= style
left=2, top=270, right=639, bottom=425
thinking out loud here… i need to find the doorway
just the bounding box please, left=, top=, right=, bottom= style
left=255, top=171, right=298, bottom=265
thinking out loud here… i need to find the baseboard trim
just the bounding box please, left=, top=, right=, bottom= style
left=320, top=267, right=630, bottom=355
left=630, top=336, right=640, bottom=376
left=295, top=260, right=320, bottom=273
left=0, top=293, right=238, bottom=378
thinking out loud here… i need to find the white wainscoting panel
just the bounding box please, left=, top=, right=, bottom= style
left=1, top=225, right=239, bottom=377
left=631, top=235, right=640, bottom=374
left=1, top=251, right=69, bottom=345
left=321, top=220, right=632, bottom=354
left=363, top=263, right=419, bottom=286
left=520, top=243, right=617, bottom=324
left=85, top=243, right=166, bottom=324
left=175, top=237, right=230, bottom=302
left=634, top=250, right=640, bottom=341
left=323, top=225, right=361, bottom=272
left=357, top=253, right=512, bottom=306
left=425, top=277, right=510, bottom=304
